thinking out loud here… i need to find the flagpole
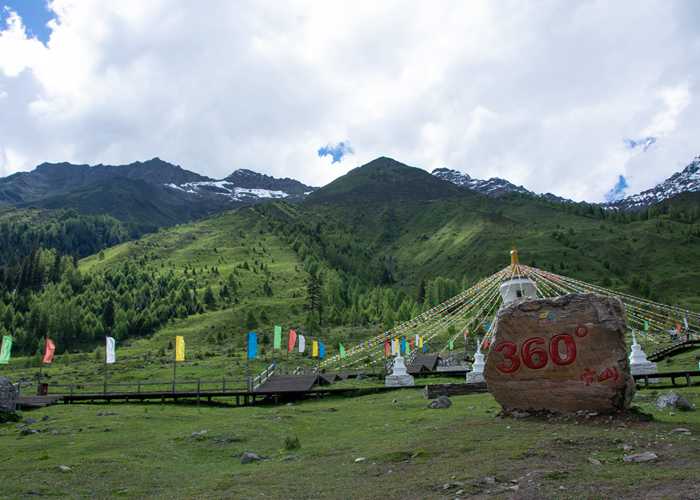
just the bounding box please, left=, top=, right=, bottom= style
left=172, top=348, right=177, bottom=394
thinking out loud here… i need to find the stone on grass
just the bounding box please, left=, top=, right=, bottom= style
left=190, top=430, right=208, bottom=440
left=485, top=294, right=635, bottom=414
left=240, top=452, right=263, bottom=464
left=587, top=457, right=602, bottom=465
left=58, top=465, right=72, bottom=472
left=354, top=457, right=366, bottom=463
left=428, top=395, right=452, bottom=409
left=656, top=392, right=694, bottom=412
left=670, top=428, right=691, bottom=434
left=623, top=451, right=658, bottom=463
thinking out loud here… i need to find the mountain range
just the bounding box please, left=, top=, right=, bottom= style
left=1, top=154, right=699, bottom=231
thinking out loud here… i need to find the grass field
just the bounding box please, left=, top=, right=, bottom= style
left=1, top=386, right=699, bottom=499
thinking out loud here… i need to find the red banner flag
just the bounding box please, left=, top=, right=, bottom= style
left=675, top=322, right=682, bottom=333
left=287, top=329, right=297, bottom=352
left=42, top=338, right=56, bottom=364
left=384, top=339, right=391, bottom=357
left=409, top=338, right=415, bottom=350
left=481, top=338, right=491, bottom=350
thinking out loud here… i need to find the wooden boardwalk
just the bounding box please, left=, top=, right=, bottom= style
left=648, top=339, right=700, bottom=362
left=634, top=370, right=700, bottom=388
left=253, top=375, right=317, bottom=394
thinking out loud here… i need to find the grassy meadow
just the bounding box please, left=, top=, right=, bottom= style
left=1, top=386, right=699, bottom=499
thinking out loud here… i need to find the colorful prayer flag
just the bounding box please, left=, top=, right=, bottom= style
left=643, top=320, right=649, bottom=331
left=400, top=337, right=406, bottom=355
left=105, top=336, right=116, bottom=364
left=175, top=336, right=185, bottom=362
left=684, top=316, right=689, bottom=330
left=247, top=332, right=258, bottom=359
left=0, top=335, right=12, bottom=364
left=675, top=322, right=682, bottom=333
left=339, top=343, right=346, bottom=358
left=409, top=338, right=415, bottom=350
left=319, top=342, right=326, bottom=359
left=273, top=325, right=282, bottom=350
left=448, top=338, right=454, bottom=351
left=42, top=338, right=56, bottom=364
left=312, top=340, right=319, bottom=358
left=298, top=334, right=306, bottom=353
left=384, top=339, right=391, bottom=357
left=414, top=334, right=419, bottom=347
left=288, top=329, right=297, bottom=352
left=418, top=336, right=424, bottom=348
left=422, top=341, right=428, bottom=353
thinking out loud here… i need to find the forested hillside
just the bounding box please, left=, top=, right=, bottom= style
left=1, top=158, right=700, bottom=358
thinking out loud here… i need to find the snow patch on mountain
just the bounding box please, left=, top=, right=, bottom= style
left=165, top=180, right=290, bottom=201
left=432, top=168, right=552, bottom=199
left=605, top=155, right=700, bottom=210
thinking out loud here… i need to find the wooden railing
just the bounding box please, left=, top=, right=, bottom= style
left=250, top=363, right=276, bottom=391
left=40, top=377, right=247, bottom=397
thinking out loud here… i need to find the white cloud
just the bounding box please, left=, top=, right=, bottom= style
left=0, top=0, right=699, bottom=201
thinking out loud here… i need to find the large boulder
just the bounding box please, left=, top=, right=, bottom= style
left=0, top=377, right=18, bottom=412
left=485, top=293, right=635, bottom=414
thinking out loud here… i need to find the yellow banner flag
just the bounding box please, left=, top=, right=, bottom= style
left=312, top=340, right=319, bottom=358
left=418, top=336, right=424, bottom=348
left=175, top=336, right=185, bottom=362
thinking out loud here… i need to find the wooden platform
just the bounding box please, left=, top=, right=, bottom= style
left=253, top=375, right=317, bottom=394
left=634, top=370, right=700, bottom=388
left=648, top=339, right=700, bottom=362
left=17, top=395, right=63, bottom=409
left=423, top=382, right=488, bottom=399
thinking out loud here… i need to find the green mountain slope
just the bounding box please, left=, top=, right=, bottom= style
left=306, top=156, right=463, bottom=204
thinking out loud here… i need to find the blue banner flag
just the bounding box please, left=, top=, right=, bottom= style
left=319, top=341, right=326, bottom=359
left=247, top=332, right=258, bottom=360
left=400, top=336, right=406, bottom=354
left=422, top=342, right=428, bottom=353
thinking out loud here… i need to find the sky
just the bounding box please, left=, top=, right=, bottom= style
left=1, top=1, right=699, bottom=202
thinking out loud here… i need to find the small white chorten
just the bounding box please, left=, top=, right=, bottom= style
left=466, top=338, right=486, bottom=384
left=385, top=355, right=415, bottom=387
left=629, top=331, right=658, bottom=377
left=499, top=249, right=538, bottom=306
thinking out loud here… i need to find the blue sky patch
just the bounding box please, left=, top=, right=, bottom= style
left=605, top=174, right=629, bottom=202
left=623, top=136, right=656, bottom=152
left=318, top=141, right=354, bottom=163
left=2, top=1, right=54, bottom=44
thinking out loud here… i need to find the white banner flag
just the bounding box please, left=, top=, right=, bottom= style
left=298, top=334, right=306, bottom=353
left=106, top=336, right=116, bottom=364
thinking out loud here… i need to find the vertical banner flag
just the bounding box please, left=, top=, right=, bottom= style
left=273, top=325, right=282, bottom=350
left=298, top=334, right=306, bottom=353
left=400, top=337, right=406, bottom=355
left=339, top=343, right=346, bottom=358
left=384, top=339, right=390, bottom=357
left=312, top=340, right=319, bottom=358
left=464, top=328, right=469, bottom=340
left=0, top=335, right=12, bottom=364
left=418, top=336, right=424, bottom=349
left=288, top=329, right=297, bottom=352
left=422, top=341, right=428, bottom=353
left=175, top=336, right=185, bottom=362
left=392, top=338, right=399, bottom=355
left=319, top=342, right=326, bottom=359
left=415, top=334, right=419, bottom=348
left=105, top=336, right=116, bottom=364
left=43, top=338, right=56, bottom=364
left=684, top=315, right=689, bottom=330
left=247, top=332, right=258, bottom=360
left=409, top=338, right=415, bottom=350
left=448, top=338, right=454, bottom=351
left=643, top=320, right=649, bottom=332
left=675, top=322, right=682, bottom=333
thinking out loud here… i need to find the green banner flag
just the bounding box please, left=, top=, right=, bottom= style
left=0, top=335, right=12, bottom=364
left=273, top=325, right=282, bottom=350
left=448, top=338, right=454, bottom=351
left=643, top=320, right=649, bottom=332
left=339, top=343, right=346, bottom=358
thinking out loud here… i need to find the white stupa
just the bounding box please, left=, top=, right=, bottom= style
left=466, top=338, right=485, bottom=383
left=385, top=355, right=415, bottom=387
left=499, top=250, right=538, bottom=307
left=629, top=331, right=658, bottom=377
